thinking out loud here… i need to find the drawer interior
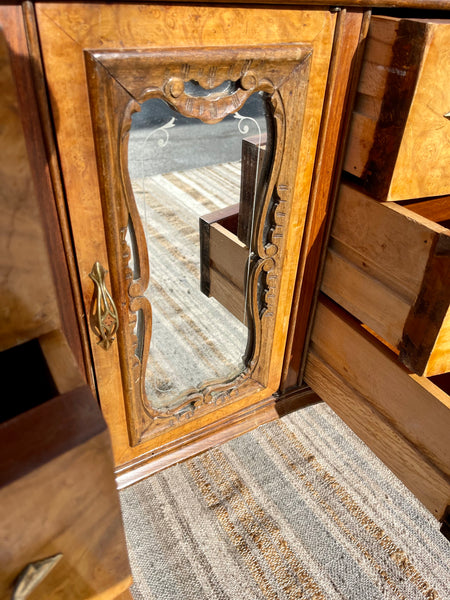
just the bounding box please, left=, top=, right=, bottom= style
left=321, top=182, right=450, bottom=376
left=305, top=295, right=450, bottom=520
left=0, top=339, right=57, bottom=423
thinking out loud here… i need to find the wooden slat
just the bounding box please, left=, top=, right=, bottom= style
left=343, top=112, right=376, bottom=177
left=307, top=296, right=450, bottom=475
left=400, top=196, right=450, bottom=224
left=322, top=247, right=411, bottom=346
left=322, top=182, right=450, bottom=375
left=330, top=184, right=441, bottom=294
left=357, top=59, right=390, bottom=98
left=304, top=296, right=450, bottom=519
left=305, top=348, right=450, bottom=520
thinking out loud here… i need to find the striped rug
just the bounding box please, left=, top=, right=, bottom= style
left=120, top=403, right=450, bottom=599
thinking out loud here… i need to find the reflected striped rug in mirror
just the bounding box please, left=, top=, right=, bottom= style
left=120, top=403, right=450, bottom=600
left=131, top=161, right=247, bottom=412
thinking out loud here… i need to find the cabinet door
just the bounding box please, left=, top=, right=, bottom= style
left=36, top=3, right=336, bottom=478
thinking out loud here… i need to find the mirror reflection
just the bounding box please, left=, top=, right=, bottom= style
left=128, top=92, right=269, bottom=411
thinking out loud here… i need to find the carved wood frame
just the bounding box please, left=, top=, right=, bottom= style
left=85, top=44, right=312, bottom=445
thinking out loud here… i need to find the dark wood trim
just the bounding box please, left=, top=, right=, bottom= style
left=280, top=8, right=371, bottom=391
left=151, top=1, right=450, bottom=7
left=115, top=385, right=320, bottom=488
left=400, top=233, right=450, bottom=375
left=296, top=9, right=373, bottom=388
left=274, top=384, right=322, bottom=417
left=199, top=203, right=240, bottom=229
left=360, top=18, right=428, bottom=200
left=399, top=196, right=450, bottom=224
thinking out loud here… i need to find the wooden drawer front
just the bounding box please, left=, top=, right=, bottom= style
left=321, top=183, right=450, bottom=376
left=304, top=296, right=450, bottom=520
left=0, top=335, right=131, bottom=600
left=200, top=204, right=248, bottom=323
left=343, top=15, right=450, bottom=201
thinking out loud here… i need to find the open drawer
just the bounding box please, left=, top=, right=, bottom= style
left=0, top=331, right=131, bottom=598
left=343, top=15, right=450, bottom=201
left=304, top=295, right=450, bottom=522
left=199, top=135, right=266, bottom=323
left=199, top=204, right=248, bottom=323
left=321, top=182, right=450, bottom=376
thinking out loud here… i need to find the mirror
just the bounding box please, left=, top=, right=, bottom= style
left=128, top=91, right=271, bottom=411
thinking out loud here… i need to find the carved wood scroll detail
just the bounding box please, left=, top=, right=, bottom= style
left=85, top=45, right=312, bottom=444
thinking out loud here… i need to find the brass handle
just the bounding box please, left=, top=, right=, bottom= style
left=89, top=261, right=119, bottom=350
left=12, top=554, right=63, bottom=600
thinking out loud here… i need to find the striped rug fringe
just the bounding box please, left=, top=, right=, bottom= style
left=120, top=403, right=450, bottom=600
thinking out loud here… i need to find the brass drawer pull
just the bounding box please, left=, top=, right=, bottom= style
left=89, top=261, right=119, bottom=350
left=12, top=554, right=63, bottom=600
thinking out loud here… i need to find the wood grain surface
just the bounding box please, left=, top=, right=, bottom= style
left=59, top=0, right=450, bottom=9
left=22, top=0, right=92, bottom=384
left=344, top=16, right=450, bottom=201
left=0, top=5, right=87, bottom=377
left=401, top=196, right=450, bottom=223
left=322, top=182, right=450, bottom=376
left=0, top=22, right=60, bottom=350
left=280, top=8, right=367, bottom=390
left=305, top=295, right=450, bottom=520
left=0, top=381, right=131, bottom=599
left=36, top=2, right=336, bottom=469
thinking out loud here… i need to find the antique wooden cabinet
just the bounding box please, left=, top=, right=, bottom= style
left=31, top=2, right=354, bottom=486
left=2, top=0, right=449, bottom=545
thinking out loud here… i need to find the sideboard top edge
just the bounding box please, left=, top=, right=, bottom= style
left=17, top=0, right=450, bottom=11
